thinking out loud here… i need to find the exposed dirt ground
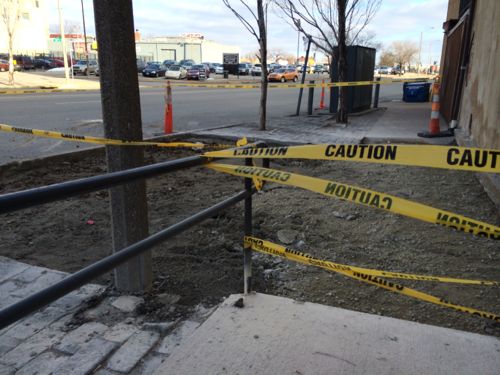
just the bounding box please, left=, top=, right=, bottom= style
left=1, top=146, right=499, bottom=337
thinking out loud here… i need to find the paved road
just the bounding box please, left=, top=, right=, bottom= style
left=0, top=79, right=403, bottom=164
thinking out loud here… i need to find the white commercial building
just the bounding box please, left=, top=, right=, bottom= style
left=135, top=34, right=240, bottom=63
left=0, top=0, right=49, bottom=55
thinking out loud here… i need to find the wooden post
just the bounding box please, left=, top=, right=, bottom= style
left=93, top=0, right=152, bottom=292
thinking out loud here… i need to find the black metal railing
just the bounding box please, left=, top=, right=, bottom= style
left=0, top=147, right=263, bottom=330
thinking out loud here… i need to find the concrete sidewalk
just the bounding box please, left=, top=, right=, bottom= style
left=155, top=293, right=500, bottom=375
left=187, top=100, right=453, bottom=146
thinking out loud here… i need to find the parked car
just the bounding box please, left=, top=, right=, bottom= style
left=187, top=64, right=208, bottom=80
left=299, top=65, right=312, bottom=74
left=142, top=63, right=167, bottom=77
left=95, top=66, right=100, bottom=76
left=13, top=55, right=34, bottom=70
left=0, top=59, right=9, bottom=72
left=391, top=66, right=404, bottom=75
left=377, top=66, right=393, bottom=74
left=251, top=63, right=262, bottom=76
left=179, top=59, right=195, bottom=68
left=49, top=58, right=65, bottom=67
left=268, top=67, right=298, bottom=82
left=162, top=59, right=177, bottom=69
left=137, top=59, right=147, bottom=72
left=72, top=60, right=98, bottom=75
left=268, top=63, right=280, bottom=73
left=165, top=65, right=187, bottom=80
left=215, top=65, right=224, bottom=74
left=211, top=63, right=222, bottom=73
left=313, top=64, right=325, bottom=74
left=238, top=63, right=251, bottom=75
left=33, top=59, right=55, bottom=70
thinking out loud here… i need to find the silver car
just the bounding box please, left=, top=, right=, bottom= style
left=165, top=65, right=187, bottom=80
left=72, top=60, right=98, bottom=75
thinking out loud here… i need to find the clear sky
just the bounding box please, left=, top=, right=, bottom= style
left=49, top=0, right=447, bottom=64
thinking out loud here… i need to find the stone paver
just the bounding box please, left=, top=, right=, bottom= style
left=15, top=351, right=67, bottom=375
left=11, top=270, right=67, bottom=298
left=0, top=257, right=29, bottom=283
left=0, top=363, right=15, bottom=375
left=131, top=353, right=168, bottom=375
left=111, top=295, right=144, bottom=313
left=53, top=337, right=117, bottom=375
left=0, top=323, right=66, bottom=368
left=1, top=306, right=68, bottom=341
left=106, top=330, right=160, bottom=373
left=103, top=323, right=139, bottom=344
left=55, top=322, right=109, bottom=354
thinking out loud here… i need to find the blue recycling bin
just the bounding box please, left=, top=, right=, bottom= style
left=403, top=82, right=431, bottom=102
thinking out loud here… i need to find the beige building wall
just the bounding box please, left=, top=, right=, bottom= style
left=0, top=0, right=49, bottom=54
left=457, top=1, right=500, bottom=149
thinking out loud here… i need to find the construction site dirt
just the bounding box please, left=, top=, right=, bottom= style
left=1, top=146, right=499, bottom=337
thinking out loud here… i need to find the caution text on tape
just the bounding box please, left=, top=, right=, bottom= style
left=206, top=163, right=500, bottom=240
left=244, top=236, right=500, bottom=322
left=0, top=124, right=222, bottom=149
left=204, top=144, right=500, bottom=173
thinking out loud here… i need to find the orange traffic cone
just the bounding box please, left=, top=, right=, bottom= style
left=164, top=81, right=173, bottom=134
left=428, top=82, right=440, bottom=134
left=319, top=80, right=325, bottom=109
left=418, top=79, right=453, bottom=138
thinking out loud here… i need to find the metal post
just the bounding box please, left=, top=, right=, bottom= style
left=243, top=158, right=253, bottom=294
left=80, top=0, right=89, bottom=76
left=93, top=0, right=151, bottom=292
left=374, top=77, right=381, bottom=108
left=296, top=35, right=312, bottom=116
left=307, top=80, right=314, bottom=115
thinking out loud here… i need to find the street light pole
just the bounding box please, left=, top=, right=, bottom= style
left=57, top=0, right=69, bottom=84
left=81, top=0, right=90, bottom=76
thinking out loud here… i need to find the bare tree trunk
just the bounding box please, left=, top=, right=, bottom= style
left=257, top=0, right=267, bottom=131
left=8, top=33, right=14, bottom=85
left=336, top=0, right=348, bottom=124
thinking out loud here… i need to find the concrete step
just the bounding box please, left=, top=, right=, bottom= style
left=154, top=293, right=500, bottom=375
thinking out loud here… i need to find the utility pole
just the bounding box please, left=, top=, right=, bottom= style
left=93, top=0, right=151, bottom=292
left=80, top=0, right=90, bottom=76
left=296, top=19, right=301, bottom=65
left=418, top=31, right=423, bottom=73
left=57, top=0, right=69, bottom=84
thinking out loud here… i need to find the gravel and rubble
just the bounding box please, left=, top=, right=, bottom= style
left=1, top=146, right=499, bottom=341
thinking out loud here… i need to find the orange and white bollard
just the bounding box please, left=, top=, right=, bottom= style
left=428, top=81, right=440, bottom=135
left=319, top=79, right=326, bottom=109
left=418, top=79, right=453, bottom=138
left=164, top=81, right=173, bottom=134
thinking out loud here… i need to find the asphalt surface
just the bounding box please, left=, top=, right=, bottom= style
left=0, top=75, right=403, bottom=164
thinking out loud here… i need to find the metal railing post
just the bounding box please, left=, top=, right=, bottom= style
left=243, top=157, right=253, bottom=294
left=307, top=80, right=315, bottom=115
left=374, top=77, right=381, bottom=108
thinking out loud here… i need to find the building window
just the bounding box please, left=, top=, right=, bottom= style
left=22, top=12, right=30, bottom=20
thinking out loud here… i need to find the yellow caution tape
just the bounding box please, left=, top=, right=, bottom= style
left=207, top=163, right=500, bottom=240
left=204, top=144, right=500, bottom=173
left=0, top=88, right=96, bottom=95
left=245, top=237, right=500, bottom=322
left=246, top=237, right=498, bottom=286
left=0, top=78, right=428, bottom=95
left=0, top=123, right=224, bottom=149
left=168, top=77, right=428, bottom=90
